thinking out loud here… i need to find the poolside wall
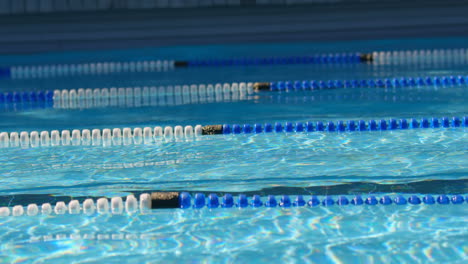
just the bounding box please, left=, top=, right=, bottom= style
left=0, top=0, right=415, bottom=14
left=0, top=0, right=468, bottom=55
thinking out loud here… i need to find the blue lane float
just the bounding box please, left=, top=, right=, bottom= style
left=260, top=75, right=468, bottom=91
left=0, top=53, right=367, bottom=80
left=0, top=67, right=10, bottom=79
left=186, top=53, right=366, bottom=67
left=0, top=91, right=54, bottom=103
left=179, top=49, right=468, bottom=68
left=177, top=193, right=467, bottom=209
left=208, top=116, right=468, bottom=135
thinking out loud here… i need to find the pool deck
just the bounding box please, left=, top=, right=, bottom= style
left=1, top=0, right=468, bottom=54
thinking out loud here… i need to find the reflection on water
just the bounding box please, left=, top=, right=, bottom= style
left=0, top=129, right=465, bottom=197
left=0, top=205, right=466, bottom=263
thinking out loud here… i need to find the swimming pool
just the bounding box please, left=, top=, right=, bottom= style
left=0, top=38, right=467, bottom=263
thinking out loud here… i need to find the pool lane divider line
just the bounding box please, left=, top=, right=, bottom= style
left=182, top=48, right=468, bottom=68
left=2, top=74, right=467, bottom=107
left=0, top=53, right=369, bottom=80
left=0, top=90, right=54, bottom=104
left=214, top=116, right=467, bottom=134
left=2, top=48, right=467, bottom=80
left=0, top=125, right=202, bottom=148
left=0, top=60, right=175, bottom=80
left=261, top=75, right=468, bottom=91
left=0, top=83, right=255, bottom=106
left=184, top=48, right=468, bottom=67
left=50, top=82, right=255, bottom=109
left=0, top=193, right=466, bottom=217
left=0, top=116, right=466, bottom=148
left=183, top=53, right=371, bottom=67
left=0, top=86, right=461, bottom=113
left=371, top=48, right=468, bottom=65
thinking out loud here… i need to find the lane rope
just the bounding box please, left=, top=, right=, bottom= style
left=0, top=87, right=462, bottom=112
left=0, top=116, right=466, bottom=148
left=0, top=125, right=202, bottom=148
left=0, top=60, right=174, bottom=80
left=264, top=75, right=468, bottom=91
left=0, top=192, right=465, bottom=217
left=1, top=48, right=466, bottom=80
left=1, top=74, right=467, bottom=108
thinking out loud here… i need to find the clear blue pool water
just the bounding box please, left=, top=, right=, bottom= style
left=0, top=38, right=467, bottom=263
left=1, top=206, right=466, bottom=263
